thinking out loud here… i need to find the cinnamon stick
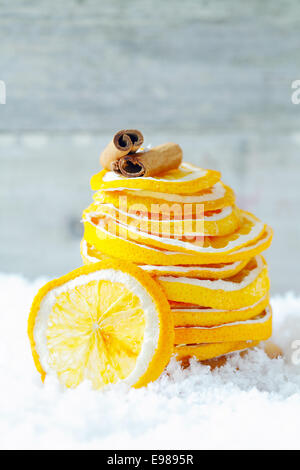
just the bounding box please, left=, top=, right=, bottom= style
left=112, top=143, right=182, bottom=178
left=100, top=129, right=144, bottom=170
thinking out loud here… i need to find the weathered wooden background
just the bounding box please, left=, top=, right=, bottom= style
left=1, top=0, right=300, bottom=293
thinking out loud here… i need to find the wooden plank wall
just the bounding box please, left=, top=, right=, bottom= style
left=1, top=1, right=300, bottom=293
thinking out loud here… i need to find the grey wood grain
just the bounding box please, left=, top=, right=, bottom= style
left=1, top=1, right=300, bottom=293
left=0, top=0, right=300, bottom=132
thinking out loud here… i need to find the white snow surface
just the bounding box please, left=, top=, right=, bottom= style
left=1, top=273, right=300, bottom=450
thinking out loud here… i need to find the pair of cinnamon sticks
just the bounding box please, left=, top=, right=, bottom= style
left=100, top=129, right=182, bottom=178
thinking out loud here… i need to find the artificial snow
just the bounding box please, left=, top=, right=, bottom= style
left=0, top=273, right=300, bottom=450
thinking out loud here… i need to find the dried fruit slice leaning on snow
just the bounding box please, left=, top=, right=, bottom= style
left=28, top=260, right=174, bottom=389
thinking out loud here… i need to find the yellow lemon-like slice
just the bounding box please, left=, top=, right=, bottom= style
left=80, top=239, right=248, bottom=279
left=137, top=259, right=248, bottom=279
left=174, top=306, right=272, bottom=345
left=170, top=294, right=270, bottom=327
left=83, top=215, right=273, bottom=266
left=84, top=211, right=266, bottom=264
left=28, top=260, right=174, bottom=389
left=157, top=256, right=269, bottom=309
left=84, top=202, right=241, bottom=238
left=174, top=340, right=259, bottom=362
left=104, top=209, right=264, bottom=255
left=93, top=181, right=235, bottom=214
left=80, top=239, right=110, bottom=264
left=91, top=162, right=221, bottom=194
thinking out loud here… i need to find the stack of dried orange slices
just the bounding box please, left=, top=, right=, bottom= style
left=81, top=162, right=273, bottom=363
left=28, top=159, right=273, bottom=391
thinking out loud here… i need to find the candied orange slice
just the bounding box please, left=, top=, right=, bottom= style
left=80, top=239, right=248, bottom=279
left=138, top=259, right=248, bottom=278
left=157, top=256, right=270, bottom=309
left=91, top=162, right=221, bottom=194
left=93, top=182, right=235, bottom=214
left=84, top=202, right=241, bottom=238
left=174, top=306, right=272, bottom=344
left=83, top=215, right=273, bottom=266
left=83, top=209, right=268, bottom=259
left=174, top=340, right=259, bottom=361
left=170, top=294, right=269, bottom=327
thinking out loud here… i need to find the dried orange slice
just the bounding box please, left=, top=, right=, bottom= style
left=170, top=294, right=269, bottom=327
left=80, top=239, right=110, bottom=265
left=91, top=162, right=221, bottom=194
left=106, top=209, right=264, bottom=255
left=174, top=306, right=272, bottom=344
left=138, top=259, right=248, bottom=279
left=28, top=260, right=174, bottom=389
left=84, top=211, right=266, bottom=264
left=157, top=256, right=269, bottom=309
left=83, top=215, right=273, bottom=266
left=84, top=202, right=241, bottom=238
left=80, top=239, right=248, bottom=279
left=94, top=181, right=235, bottom=214
left=174, top=340, right=259, bottom=361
